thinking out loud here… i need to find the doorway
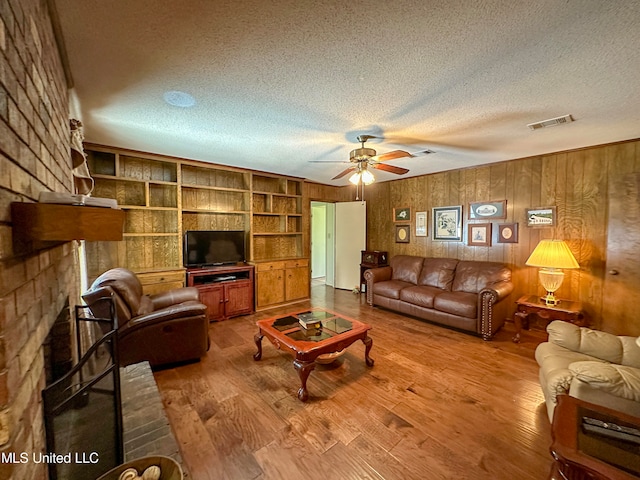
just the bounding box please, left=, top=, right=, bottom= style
left=311, top=202, right=335, bottom=287
left=311, top=201, right=366, bottom=291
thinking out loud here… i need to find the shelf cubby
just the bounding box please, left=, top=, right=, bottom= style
left=181, top=212, right=248, bottom=232
left=181, top=164, right=250, bottom=190
left=120, top=155, right=177, bottom=182
left=252, top=235, right=302, bottom=261
left=86, top=150, right=116, bottom=176
left=93, top=178, right=146, bottom=207
left=182, top=187, right=249, bottom=212
left=124, top=210, right=179, bottom=234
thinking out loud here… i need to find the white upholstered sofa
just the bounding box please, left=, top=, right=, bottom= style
left=535, top=320, right=640, bottom=421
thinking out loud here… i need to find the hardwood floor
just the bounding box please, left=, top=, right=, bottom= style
left=154, top=286, right=553, bottom=480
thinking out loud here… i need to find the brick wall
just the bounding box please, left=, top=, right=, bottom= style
left=0, top=1, right=79, bottom=479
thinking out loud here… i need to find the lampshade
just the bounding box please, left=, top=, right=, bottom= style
left=525, top=239, right=580, bottom=269
left=526, top=239, right=579, bottom=306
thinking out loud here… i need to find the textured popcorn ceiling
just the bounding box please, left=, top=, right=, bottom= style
left=54, top=0, right=640, bottom=184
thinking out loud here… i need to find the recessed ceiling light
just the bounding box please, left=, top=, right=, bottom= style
left=163, top=90, right=196, bottom=108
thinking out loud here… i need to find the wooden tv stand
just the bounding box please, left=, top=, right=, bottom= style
left=186, top=264, right=255, bottom=321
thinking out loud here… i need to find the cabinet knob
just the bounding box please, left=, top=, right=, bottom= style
left=608, top=269, right=619, bottom=275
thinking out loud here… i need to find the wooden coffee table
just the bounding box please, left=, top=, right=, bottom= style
left=253, top=308, right=374, bottom=401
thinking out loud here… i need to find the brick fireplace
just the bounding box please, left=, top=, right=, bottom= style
left=0, top=1, right=81, bottom=479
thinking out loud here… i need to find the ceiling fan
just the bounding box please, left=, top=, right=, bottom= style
left=312, top=135, right=434, bottom=184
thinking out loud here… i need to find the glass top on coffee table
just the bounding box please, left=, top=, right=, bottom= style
left=254, top=308, right=374, bottom=401
left=270, top=310, right=354, bottom=341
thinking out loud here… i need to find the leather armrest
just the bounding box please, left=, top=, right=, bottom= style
left=124, top=301, right=207, bottom=333
left=364, top=266, right=392, bottom=283
left=480, top=280, right=513, bottom=303
left=150, top=287, right=201, bottom=310
left=364, top=266, right=392, bottom=306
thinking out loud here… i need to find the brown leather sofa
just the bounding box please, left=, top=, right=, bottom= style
left=82, top=268, right=209, bottom=368
left=364, top=255, right=514, bottom=340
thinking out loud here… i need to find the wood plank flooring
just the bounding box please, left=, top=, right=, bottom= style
left=153, top=286, right=553, bottom=480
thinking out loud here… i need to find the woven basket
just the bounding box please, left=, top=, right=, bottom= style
left=96, top=455, right=183, bottom=480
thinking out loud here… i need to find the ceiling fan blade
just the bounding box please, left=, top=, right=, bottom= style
left=332, top=166, right=356, bottom=180
left=308, top=160, right=351, bottom=164
left=372, top=163, right=410, bottom=175
left=371, top=150, right=412, bottom=162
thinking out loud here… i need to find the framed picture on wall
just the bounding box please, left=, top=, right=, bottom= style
left=394, top=207, right=411, bottom=222
left=415, top=211, right=427, bottom=237
left=395, top=224, right=410, bottom=243
left=468, top=223, right=491, bottom=246
left=432, top=205, right=462, bottom=241
left=497, top=223, right=519, bottom=243
left=469, top=200, right=507, bottom=219
left=526, top=206, right=556, bottom=227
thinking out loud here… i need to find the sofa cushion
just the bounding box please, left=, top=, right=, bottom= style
left=89, top=267, right=144, bottom=315
left=547, top=321, right=624, bottom=364
left=138, top=295, right=154, bottom=316
left=400, top=285, right=443, bottom=309
left=82, top=285, right=131, bottom=329
left=433, top=291, right=477, bottom=318
left=570, top=361, right=640, bottom=402
left=373, top=280, right=414, bottom=300
left=390, top=255, right=424, bottom=284
left=452, top=261, right=511, bottom=293
left=619, top=336, right=640, bottom=369
left=418, top=258, right=458, bottom=290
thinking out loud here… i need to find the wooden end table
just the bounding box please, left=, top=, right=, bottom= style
left=548, top=395, right=640, bottom=480
left=513, top=294, right=586, bottom=343
left=254, top=308, right=374, bottom=401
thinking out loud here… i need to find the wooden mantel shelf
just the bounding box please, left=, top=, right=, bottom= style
left=11, top=202, right=125, bottom=243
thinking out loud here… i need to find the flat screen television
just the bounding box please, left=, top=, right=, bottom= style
left=183, top=230, right=246, bottom=267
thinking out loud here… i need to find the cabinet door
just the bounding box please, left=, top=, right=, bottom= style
left=285, top=263, right=309, bottom=302
left=257, top=269, right=285, bottom=307
left=225, top=281, right=254, bottom=317
left=199, top=285, right=225, bottom=321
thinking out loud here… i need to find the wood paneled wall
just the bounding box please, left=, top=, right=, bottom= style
left=363, top=139, right=640, bottom=333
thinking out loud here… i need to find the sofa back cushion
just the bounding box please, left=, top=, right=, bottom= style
left=418, top=258, right=458, bottom=290
left=548, top=321, right=640, bottom=368
left=390, top=255, right=424, bottom=285
left=452, top=261, right=511, bottom=293
left=81, top=285, right=131, bottom=329
left=83, top=268, right=145, bottom=326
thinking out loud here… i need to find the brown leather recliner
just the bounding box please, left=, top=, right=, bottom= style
left=82, top=268, right=209, bottom=368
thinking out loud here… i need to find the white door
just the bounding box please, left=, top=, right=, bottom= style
left=334, top=201, right=366, bottom=290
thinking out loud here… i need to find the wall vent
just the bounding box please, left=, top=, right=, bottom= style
left=527, top=114, right=573, bottom=130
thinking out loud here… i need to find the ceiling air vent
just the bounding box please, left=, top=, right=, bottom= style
left=527, top=114, right=573, bottom=130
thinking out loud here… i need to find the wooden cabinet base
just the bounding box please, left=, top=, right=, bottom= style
left=254, top=259, right=309, bottom=310
left=187, top=264, right=255, bottom=321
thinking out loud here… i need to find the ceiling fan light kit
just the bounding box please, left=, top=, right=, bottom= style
left=349, top=167, right=375, bottom=185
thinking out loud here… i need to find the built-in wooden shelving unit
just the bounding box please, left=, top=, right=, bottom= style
left=84, top=145, right=309, bottom=307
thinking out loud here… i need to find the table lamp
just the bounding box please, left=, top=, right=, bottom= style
left=525, top=239, right=579, bottom=306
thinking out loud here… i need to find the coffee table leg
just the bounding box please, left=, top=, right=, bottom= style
left=362, top=335, right=374, bottom=367
left=293, top=359, right=315, bottom=402
left=253, top=332, right=263, bottom=361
